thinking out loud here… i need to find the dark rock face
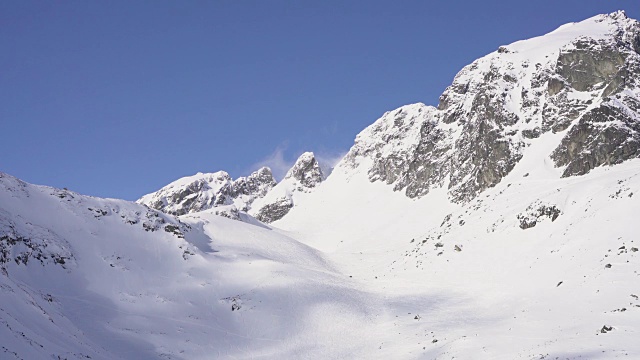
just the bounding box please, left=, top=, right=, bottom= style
left=254, top=198, right=293, bottom=224
left=344, top=105, right=455, bottom=199
left=448, top=115, right=522, bottom=203
left=549, top=15, right=640, bottom=175
left=349, top=107, right=450, bottom=198
left=233, top=167, right=277, bottom=196
left=347, top=59, right=525, bottom=203
left=403, top=120, right=450, bottom=198
left=556, top=39, right=627, bottom=93
left=231, top=167, right=278, bottom=211
left=149, top=172, right=233, bottom=216
left=552, top=103, right=640, bottom=176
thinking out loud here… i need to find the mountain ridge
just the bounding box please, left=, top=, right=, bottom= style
left=143, top=11, right=640, bottom=219
left=138, top=151, right=329, bottom=223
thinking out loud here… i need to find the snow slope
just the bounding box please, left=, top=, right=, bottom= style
left=0, top=173, right=383, bottom=359
left=3, top=159, right=640, bottom=359
left=275, top=148, right=640, bottom=358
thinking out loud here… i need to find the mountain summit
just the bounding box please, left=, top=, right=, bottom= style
left=338, top=11, right=640, bottom=203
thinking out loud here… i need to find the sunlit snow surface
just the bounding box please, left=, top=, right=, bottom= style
left=2, top=156, right=640, bottom=359
left=2, top=11, right=640, bottom=360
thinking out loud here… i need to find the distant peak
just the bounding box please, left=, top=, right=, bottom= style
left=607, top=10, right=628, bottom=20
left=284, top=152, right=324, bottom=187
left=290, top=152, right=316, bottom=168
left=589, top=10, right=637, bottom=26
left=251, top=166, right=274, bottom=177
left=194, top=171, right=231, bottom=183
left=298, top=151, right=315, bottom=160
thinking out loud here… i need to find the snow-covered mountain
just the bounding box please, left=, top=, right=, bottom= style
left=333, top=10, right=640, bottom=204
left=137, top=167, right=276, bottom=219
left=2, top=11, right=640, bottom=360
left=144, top=11, right=640, bottom=220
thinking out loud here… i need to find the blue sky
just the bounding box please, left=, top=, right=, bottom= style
left=1, top=1, right=638, bottom=200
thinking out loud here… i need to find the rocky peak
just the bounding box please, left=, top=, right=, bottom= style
left=232, top=167, right=277, bottom=198
left=137, top=153, right=327, bottom=223
left=137, top=168, right=276, bottom=218
left=602, top=10, right=628, bottom=22
left=284, top=152, right=325, bottom=188
left=249, top=152, right=326, bottom=223
left=339, top=12, right=640, bottom=203
left=342, top=103, right=450, bottom=198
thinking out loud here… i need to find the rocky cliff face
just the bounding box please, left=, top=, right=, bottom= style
left=250, top=152, right=325, bottom=223
left=340, top=11, right=640, bottom=203
left=137, top=167, right=276, bottom=219
left=549, top=18, right=640, bottom=176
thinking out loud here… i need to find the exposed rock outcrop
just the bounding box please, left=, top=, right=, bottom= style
left=251, top=152, right=325, bottom=223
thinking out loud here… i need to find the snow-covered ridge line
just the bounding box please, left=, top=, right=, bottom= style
left=138, top=151, right=329, bottom=222
left=141, top=12, right=640, bottom=222
left=137, top=166, right=277, bottom=219
left=137, top=11, right=640, bottom=223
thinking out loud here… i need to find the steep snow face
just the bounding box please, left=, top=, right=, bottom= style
left=137, top=167, right=276, bottom=219
left=337, top=11, right=640, bottom=203
left=249, top=152, right=325, bottom=223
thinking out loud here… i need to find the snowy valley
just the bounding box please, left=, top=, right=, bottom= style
left=2, top=11, right=640, bottom=359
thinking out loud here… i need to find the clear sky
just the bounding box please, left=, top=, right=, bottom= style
left=1, top=1, right=638, bottom=200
